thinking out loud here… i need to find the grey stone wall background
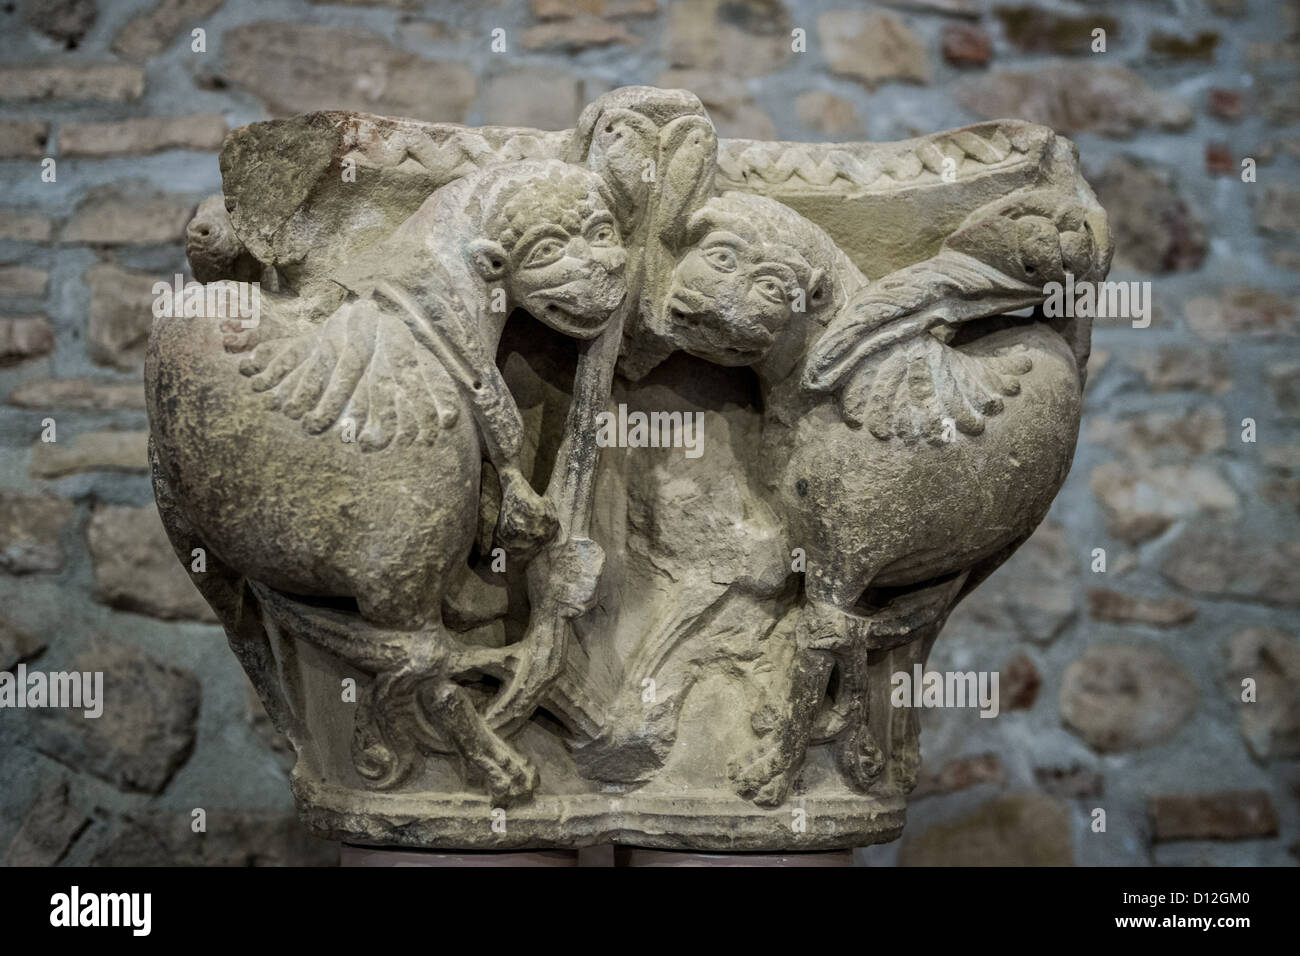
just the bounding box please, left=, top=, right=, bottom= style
left=0, top=0, right=1295, bottom=866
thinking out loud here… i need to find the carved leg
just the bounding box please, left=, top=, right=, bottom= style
left=838, top=577, right=965, bottom=794
left=350, top=648, right=540, bottom=802
left=351, top=673, right=421, bottom=789
left=253, top=581, right=537, bottom=799
left=832, top=643, right=885, bottom=792
left=887, top=627, right=940, bottom=794
left=420, top=679, right=538, bottom=805
left=730, top=599, right=842, bottom=807
left=804, top=570, right=888, bottom=796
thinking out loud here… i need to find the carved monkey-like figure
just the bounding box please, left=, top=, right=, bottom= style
left=660, top=189, right=1105, bottom=805
left=148, top=160, right=626, bottom=801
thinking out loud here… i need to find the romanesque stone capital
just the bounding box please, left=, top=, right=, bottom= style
left=145, top=86, right=1109, bottom=851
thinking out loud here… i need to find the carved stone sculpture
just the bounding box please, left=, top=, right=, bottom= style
left=146, top=87, right=1111, bottom=852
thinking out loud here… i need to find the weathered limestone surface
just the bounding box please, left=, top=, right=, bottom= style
left=145, top=86, right=1109, bottom=851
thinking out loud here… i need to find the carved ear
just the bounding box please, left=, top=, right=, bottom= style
left=679, top=205, right=718, bottom=253
left=586, top=108, right=659, bottom=231
left=655, top=115, right=718, bottom=246
left=468, top=239, right=509, bottom=281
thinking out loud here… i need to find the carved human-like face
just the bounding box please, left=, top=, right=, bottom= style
left=662, top=207, right=827, bottom=366
left=471, top=173, right=628, bottom=340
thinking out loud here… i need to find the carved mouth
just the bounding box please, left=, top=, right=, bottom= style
left=664, top=294, right=708, bottom=325
left=663, top=294, right=773, bottom=362
left=685, top=343, right=767, bottom=366
left=536, top=301, right=614, bottom=339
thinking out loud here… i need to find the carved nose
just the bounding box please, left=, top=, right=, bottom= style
left=666, top=287, right=712, bottom=321
left=602, top=250, right=627, bottom=276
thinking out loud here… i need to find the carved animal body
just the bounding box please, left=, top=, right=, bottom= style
left=766, top=323, right=1082, bottom=604
left=660, top=191, right=1095, bottom=804
left=147, top=159, right=627, bottom=798
left=148, top=290, right=479, bottom=629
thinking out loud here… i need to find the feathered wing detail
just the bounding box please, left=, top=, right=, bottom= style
left=839, top=335, right=1035, bottom=445
left=801, top=249, right=1043, bottom=443
left=802, top=251, right=1039, bottom=397
left=802, top=182, right=1111, bottom=439
left=369, top=276, right=525, bottom=466
left=238, top=293, right=463, bottom=452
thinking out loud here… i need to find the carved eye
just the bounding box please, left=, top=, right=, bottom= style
left=587, top=222, right=617, bottom=246
left=523, top=237, right=566, bottom=268
left=753, top=275, right=786, bottom=304
left=704, top=246, right=737, bottom=272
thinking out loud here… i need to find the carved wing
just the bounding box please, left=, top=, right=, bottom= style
left=238, top=290, right=464, bottom=452
left=803, top=186, right=1109, bottom=442
left=801, top=251, right=1041, bottom=444
left=803, top=252, right=1037, bottom=394
left=840, top=331, right=1035, bottom=444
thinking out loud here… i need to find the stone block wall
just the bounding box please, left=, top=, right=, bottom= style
left=0, top=0, right=1296, bottom=865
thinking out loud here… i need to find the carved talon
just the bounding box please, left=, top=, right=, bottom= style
left=418, top=679, right=540, bottom=804
left=495, top=480, right=559, bottom=557
left=482, top=533, right=605, bottom=730
left=730, top=740, right=798, bottom=807
left=483, top=620, right=565, bottom=731
left=479, top=747, right=539, bottom=805
left=837, top=725, right=885, bottom=792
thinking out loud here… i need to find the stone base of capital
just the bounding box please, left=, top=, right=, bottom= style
left=614, top=847, right=854, bottom=867
left=341, top=845, right=579, bottom=867
left=297, top=774, right=906, bottom=853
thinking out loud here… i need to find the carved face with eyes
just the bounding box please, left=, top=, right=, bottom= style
left=662, top=193, right=832, bottom=366
left=468, top=163, right=628, bottom=340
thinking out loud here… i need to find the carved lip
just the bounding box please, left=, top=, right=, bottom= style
left=535, top=300, right=615, bottom=338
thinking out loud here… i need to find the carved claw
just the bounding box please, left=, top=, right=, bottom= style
left=474, top=741, right=539, bottom=806
left=483, top=616, right=567, bottom=732
left=733, top=603, right=846, bottom=806
left=836, top=724, right=886, bottom=793
left=730, top=739, right=799, bottom=807
left=419, top=679, right=539, bottom=805
left=494, top=472, right=559, bottom=558
left=483, top=535, right=604, bottom=730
